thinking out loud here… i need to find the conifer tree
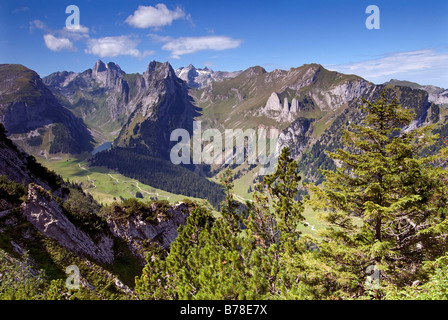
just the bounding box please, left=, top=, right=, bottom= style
left=244, top=147, right=309, bottom=297
left=308, top=91, right=448, bottom=297
left=135, top=148, right=310, bottom=299
left=134, top=205, right=215, bottom=299
left=246, top=147, right=305, bottom=249
left=135, top=171, right=252, bottom=300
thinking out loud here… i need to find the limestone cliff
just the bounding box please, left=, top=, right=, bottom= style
left=21, top=183, right=115, bottom=264
left=105, top=202, right=191, bottom=264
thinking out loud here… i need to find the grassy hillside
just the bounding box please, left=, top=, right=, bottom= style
left=37, top=154, right=207, bottom=206
left=0, top=64, right=42, bottom=106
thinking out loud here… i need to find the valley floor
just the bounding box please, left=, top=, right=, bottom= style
left=37, top=154, right=325, bottom=236
left=37, top=154, right=203, bottom=206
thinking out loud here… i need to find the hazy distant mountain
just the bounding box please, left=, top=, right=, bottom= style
left=175, top=64, right=242, bottom=89
left=384, top=79, right=448, bottom=106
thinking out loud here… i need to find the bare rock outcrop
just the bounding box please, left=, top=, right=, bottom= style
left=265, top=92, right=282, bottom=112
left=276, top=117, right=313, bottom=159
left=290, top=98, right=299, bottom=113
left=21, top=184, right=115, bottom=264
left=106, top=202, right=191, bottom=264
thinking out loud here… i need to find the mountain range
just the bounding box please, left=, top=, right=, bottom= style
left=1, top=60, right=447, bottom=202
left=1, top=59, right=448, bottom=298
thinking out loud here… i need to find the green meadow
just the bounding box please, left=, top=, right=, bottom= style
left=38, top=154, right=204, bottom=206
left=38, top=153, right=328, bottom=236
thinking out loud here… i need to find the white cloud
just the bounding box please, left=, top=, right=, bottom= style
left=13, top=6, right=29, bottom=14
left=162, top=36, right=242, bottom=59
left=43, top=34, right=76, bottom=52
left=125, top=4, right=186, bottom=29
left=58, top=25, right=90, bottom=43
left=85, top=36, right=154, bottom=59
left=148, top=33, right=174, bottom=43
left=63, top=25, right=90, bottom=34
left=326, top=49, right=448, bottom=86
left=29, top=20, right=48, bottom=32
left=32, top=19, right=90, bottom=52
left=30, top=20, right=89, bottom=37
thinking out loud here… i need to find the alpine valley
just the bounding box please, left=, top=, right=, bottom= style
left=1, top=59, right=448, bottom=298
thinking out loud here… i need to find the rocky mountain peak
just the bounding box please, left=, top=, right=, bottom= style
left=92, top=59, right=123, bottom=74
left=242, top=66, right=267, bottom=78
left=93, top=59, right=107, bottom=73
left=92, top=60, right=124, bottom=82
left=144, top=61, right=176, bottom=82
left=175, top=64, right=200, bottom=87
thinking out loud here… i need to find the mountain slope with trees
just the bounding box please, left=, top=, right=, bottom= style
left=0, top=123, right=197, bottom=299
left=1, top=91, right=448, bottom=300
left=135, top=93, right=448, bottom=299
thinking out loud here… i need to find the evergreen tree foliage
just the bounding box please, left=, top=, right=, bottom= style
left=384, top=252, right=448, bottom=300
left=135, top=148, right=309, bottom=299
left=307, top=91, right=448, bottom=298
left=5, top=92, right=448, bottom=300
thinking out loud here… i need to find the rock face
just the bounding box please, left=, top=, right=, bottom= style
left=21, top=184, right=115, bottom=264
left=290, top=98, right=299, bottom=113
left=276, top=117, right=313, bottom=158
left=384, top=79, right=448, bottom=106
left=425, top=86, right=448, bottom=105
left=19, top=182, right=192, bottom=266
left=91, top=60, right=125, bottom=89
left=114, top=61, right=201, bottom=159
left=283, top=98, right=289, bottom=113
left=308, top=79, right=372, bottom=112
left=262, top=93, right=300, bottom=122
left=106, top=202, right=191, bottom=264
left=265, top=92, right=282, bottom=112
left=0, top=124, right=194, bottom=270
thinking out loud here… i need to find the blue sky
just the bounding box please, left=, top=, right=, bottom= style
left=1, top=0, right=447, bottom=87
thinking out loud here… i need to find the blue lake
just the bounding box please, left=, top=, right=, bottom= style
left=91, top=141, right=112, bottom=155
